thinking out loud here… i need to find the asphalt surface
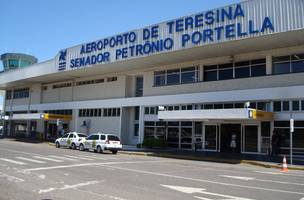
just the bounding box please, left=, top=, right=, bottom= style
left=0, top=139, right=303, bottom=200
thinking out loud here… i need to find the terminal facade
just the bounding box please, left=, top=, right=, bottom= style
left=0, top=0, right=304, bottom=156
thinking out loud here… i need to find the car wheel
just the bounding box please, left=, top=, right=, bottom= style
left=56, top=142, right=60, bottom=148
left=71, top=143, right=76, bottom=150
left=96, top=146, right=103, bottom=153
left=79, top=144, right=85, bottom=151
left=111, top=150, right=118, bottom=154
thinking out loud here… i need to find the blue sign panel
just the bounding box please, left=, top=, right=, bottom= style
left=55, top=0, right=289, bottom=72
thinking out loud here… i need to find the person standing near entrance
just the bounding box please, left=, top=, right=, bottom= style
left=271, top=129, right=280, bottom=156
left=230, top=133, right=237, bottom=153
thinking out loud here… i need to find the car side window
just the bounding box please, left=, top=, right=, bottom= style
left=87, top=135, right=95, bottom=140
left=62, top=134, right=69, bottom=138
left=68, top=134, right=74, bottom=139
left=100, top=135, right=105, bottom=140
left=92, top=135, right=99, bottom=140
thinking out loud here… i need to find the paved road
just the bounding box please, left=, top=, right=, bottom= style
left=0, top=139, right=303, bottom=200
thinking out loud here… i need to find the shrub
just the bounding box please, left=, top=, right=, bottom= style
left=142, top=138, right=167, bottom=148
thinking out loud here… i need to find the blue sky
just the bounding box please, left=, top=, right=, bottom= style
left=0, top=0, right=239, bottom=108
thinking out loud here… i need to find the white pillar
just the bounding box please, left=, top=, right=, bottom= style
left=266, top=55, right=272, bottom=75
left=138, top=106, right=145, bottom=144
left=72, top=109, right=79, bottom=132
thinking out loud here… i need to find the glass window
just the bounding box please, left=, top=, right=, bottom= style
left=181, top=67, right=196, bottom=83
left=273, top=56, right=290, bottom=63
left=235, top=61, right=250, bottom=67
left=186, top=105, right=193, bottom=110
left=167, top=69, right=180, bottom=85
left=8, top=59, right=19, bottom=68
left=274, top=121, right=290, bottom=127
left=112, top=108, right=117, bottom=116
left=204, top=70, right=217, bottom=81
left=291, top=60, right=304, bottom=73
left=150, top=107, right=155, bottom=114
left=167, top=121, right=179, bottom=126
left=62, top=134, right=69, bottom=138
left=145, top=121, right=155, bottom=126
left=273, top=62, right=290, bottom=74
left=107, top=109, right=112, bottom=116
left=155, top=127, right=166, bottom=139
left=282, top=101, right=290, bottom=111
left=103, top=109, right=108, bottom=117
left=251, top=65, right=266, bottom=77
left=292, top=101, right=300, bottom=111
left=167, top=127, right=179, bottom=147
left=154, top=71, right=166, bottom=86
left=244, top=125, right=258, bottom=152
left=204, top=104, right=213, bottom=109
left=181, top=121, right=192, bottom=126
left=135, top=76, right=143, bottom=97
left=134, top=124, right=139, bottom=137
left=204, top=65, right=217, bottom=81
left=194, top=122, right=202, bottom=136
left=100, top=135, right=106, bottom=140
left=218, top=68, right=233, bottom=80
left=249, top=102, right=256, bottom=109
left=291, top=54, right=304, bottom=60
left=257, top=102, right=267, bottom=111
left=273, top=101, right=281, bottom=112
left=302, top=100, right=304, bottom=111
left=144, top=127, right=155, bottom=138
left=214, top=104, right=223, bottom=109
left=234, top=103, right=244, bottom=108
left=218, top=63, right=233, bottom=69
left=6, top=90, right=12, bottom=99
left=261, top=121, right=271, bottom=137
left=235, top=67, right=250, bottom=78
left=144, top=107, right=149, bottom=115
left=251, top=59, right=266, bottom=65
left=224, top=103, right=234, bottom=109
left=135, top=107, right=139, bottom=120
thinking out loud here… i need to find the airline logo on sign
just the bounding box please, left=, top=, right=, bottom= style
left=58, top=49, right=67, bottom=71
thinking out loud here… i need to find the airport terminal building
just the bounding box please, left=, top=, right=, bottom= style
left=1, top=0, right=304, bottom=156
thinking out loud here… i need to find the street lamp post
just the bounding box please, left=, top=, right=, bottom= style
left=290, top=117, right=294, bottom=166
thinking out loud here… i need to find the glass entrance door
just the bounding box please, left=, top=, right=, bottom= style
left=242, top=125, right=259, bottom=153
left=204, top=125, right=218, bottom=151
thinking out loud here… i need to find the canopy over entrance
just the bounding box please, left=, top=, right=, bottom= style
left=158, top=108, right=273, bottom=121
left=7, top=113, right=72, bottom=121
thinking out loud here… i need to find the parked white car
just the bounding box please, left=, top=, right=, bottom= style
left=79, top=133, right=122, bottom=154
left=55, top=132, right=87, bottom=149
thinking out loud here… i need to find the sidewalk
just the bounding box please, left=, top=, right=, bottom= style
left=120, top=145, right=304, bottom=170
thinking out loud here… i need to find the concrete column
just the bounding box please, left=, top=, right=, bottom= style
left=266, top=55, right=272, bottom=75
left=71, top=109, right=78, bottom=132
left=138, top=106, right=145, bottom=144
left=200, top=65, right=204, bottom=81
left=26, top=120, right=31, bottom=138
left=8, top=88, right=14, bottom=137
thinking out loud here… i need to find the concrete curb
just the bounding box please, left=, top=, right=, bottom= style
left=119, top=151, right=304, bottom=170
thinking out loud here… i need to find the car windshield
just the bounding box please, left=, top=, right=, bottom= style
left=78, top=134, right=87, bottom=137
left=108, top=135, right=120, bottom=141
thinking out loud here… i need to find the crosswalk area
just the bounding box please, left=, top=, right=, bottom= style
left=0, top=153, right=120, bottom=167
